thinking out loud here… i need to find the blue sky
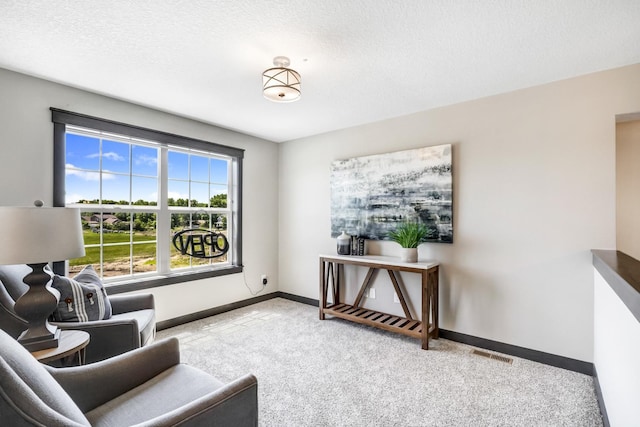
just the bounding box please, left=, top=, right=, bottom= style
left=65, top=133, right=228, bottom=204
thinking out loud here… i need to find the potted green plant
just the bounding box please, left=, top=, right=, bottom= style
left=388, top=222, right=428, bottom=262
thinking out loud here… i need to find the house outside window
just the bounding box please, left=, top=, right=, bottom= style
left=52, top=109, right=244, bottom=291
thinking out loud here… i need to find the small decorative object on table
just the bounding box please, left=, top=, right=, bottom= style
left=351, top=235, right=365, bottom=256
left=388, top=222, right=428, bottom=263
left=336, top=231, right=351, bottom=255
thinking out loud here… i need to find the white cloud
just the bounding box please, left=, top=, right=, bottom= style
left=66, top=164, right=116, bottom=180
left=87, top=151, right=124, bottom=161
left=66, top=164, right=100, bottom=181
left=135, top=154, right=157, bottom=166
left=102, top=171, right=118, bottom=180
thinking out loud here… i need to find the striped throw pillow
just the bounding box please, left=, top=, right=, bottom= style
left=51, top=265, right=112, bottom=322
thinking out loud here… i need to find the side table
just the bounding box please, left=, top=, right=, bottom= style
left=319, top=254, right=439, bottom=350
left=30, top=330, right=90, bottom=366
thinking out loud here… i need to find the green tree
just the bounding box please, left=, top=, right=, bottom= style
left=210, top=193, right=227, bottom=208
left=133, top=218, right=145, bottom=232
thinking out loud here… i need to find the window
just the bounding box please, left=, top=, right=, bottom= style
left=52, top=109, right=244, bottom=290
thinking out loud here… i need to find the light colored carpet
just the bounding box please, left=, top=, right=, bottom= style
left=157, top=298, right=603, bottom=427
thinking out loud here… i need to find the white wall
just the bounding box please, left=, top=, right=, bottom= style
left=0, top=68, right=280, bottom=322
left=616, top=120, right=640, bottom=261
left=593, top=269, right=640, bottom=426
left=279, top=63, right=640, bottom=362
left=4, top=62, right=640, bottom=362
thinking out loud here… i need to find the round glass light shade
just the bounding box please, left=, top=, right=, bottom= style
left=262, top=67, right=301, bottom=102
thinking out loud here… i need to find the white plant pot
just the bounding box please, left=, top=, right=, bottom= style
left=399, top=248, right=418, bottom=263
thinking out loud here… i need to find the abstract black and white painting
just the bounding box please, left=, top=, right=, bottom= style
left=330, top=144, right=453, bottom=242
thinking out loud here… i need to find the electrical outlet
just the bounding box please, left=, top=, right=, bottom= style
left=393, top=291, right=400, bottom=303
left=368, top=288, right=376, bottom=299
left=261, top=274, right=268, bottom=286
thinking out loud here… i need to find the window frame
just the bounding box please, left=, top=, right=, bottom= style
left=51, top=108, right=244, bottom=293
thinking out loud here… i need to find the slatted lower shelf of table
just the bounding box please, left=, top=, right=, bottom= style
left=323, top=303, right=423, bottom=339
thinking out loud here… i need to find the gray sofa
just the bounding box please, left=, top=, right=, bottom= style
left=0, top=328, right=258, bottom=426
left=0, top=264, right=155, bottom=364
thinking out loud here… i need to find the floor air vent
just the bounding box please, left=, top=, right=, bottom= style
left=471, top=349, right=513, bottom=364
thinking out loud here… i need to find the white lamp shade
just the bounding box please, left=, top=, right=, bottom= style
left=0, top=207, right=85, bottom=265
left=262, top=67, right=301, bottom=102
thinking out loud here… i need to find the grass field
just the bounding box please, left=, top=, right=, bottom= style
left=70, top=230, right=226, bottom=276
left=71, top=231, right=156, bottom=267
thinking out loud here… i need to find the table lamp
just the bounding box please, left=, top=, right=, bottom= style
left=0, top=203, right=85, bottom=351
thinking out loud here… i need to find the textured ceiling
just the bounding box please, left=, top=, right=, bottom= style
left=0, top=1, right=639, bottom=142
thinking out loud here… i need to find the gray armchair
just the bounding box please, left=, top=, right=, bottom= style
left=0, top=264, right=155, bottom=364
left=0, top=328, right=258, bottom=426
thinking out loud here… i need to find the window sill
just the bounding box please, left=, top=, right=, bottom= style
left=105, top=265, right=243, bottom=294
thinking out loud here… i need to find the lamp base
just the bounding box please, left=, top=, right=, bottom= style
left=18, top=327, right=60, bottom=351
left=13, top=262, right=61, bottom=351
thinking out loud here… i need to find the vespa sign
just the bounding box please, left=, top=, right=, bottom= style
left=172, top=229, right=229, bottom=259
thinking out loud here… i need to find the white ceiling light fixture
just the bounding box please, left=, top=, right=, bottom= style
left=262, top=56, right=301, bottom=103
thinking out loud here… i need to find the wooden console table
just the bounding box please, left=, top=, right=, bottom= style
left=319, top=254, right=439, bottom=349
